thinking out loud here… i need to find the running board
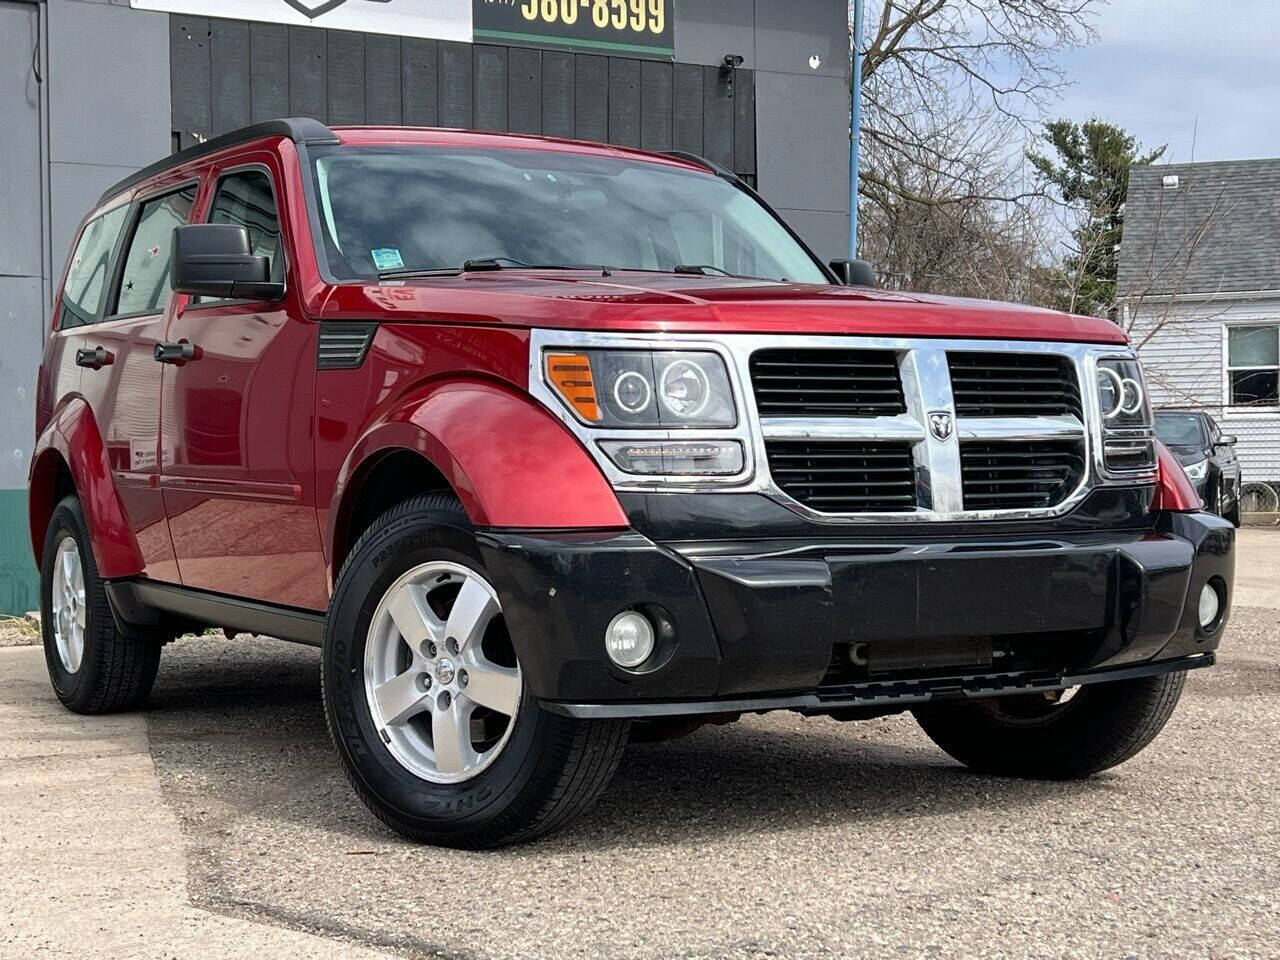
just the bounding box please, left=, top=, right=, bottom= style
left=104, top=580, right=325, bottom=647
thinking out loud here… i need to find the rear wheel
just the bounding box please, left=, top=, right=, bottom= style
left=40, top=494, right=162, bottom=714
left=912, top=672, right=1185, bottom=780
left=322, top=494, right=630, bottom=848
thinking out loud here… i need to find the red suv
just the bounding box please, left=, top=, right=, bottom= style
left=31, top=119, right=1233, bottom=848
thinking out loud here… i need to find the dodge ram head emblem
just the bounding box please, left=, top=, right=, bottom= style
left=928, top=411, right=955, bottom=441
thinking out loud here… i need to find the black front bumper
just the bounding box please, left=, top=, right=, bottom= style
left=476, top=508, right=1233, bottom=719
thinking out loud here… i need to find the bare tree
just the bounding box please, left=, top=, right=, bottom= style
left=852, top=0, right=1103, bottom=301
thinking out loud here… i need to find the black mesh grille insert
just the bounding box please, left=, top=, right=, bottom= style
left=750, top=349, right=905, bottom=418
left=960, top=440, right=1086, bottom=510
left=948, top=352, right=1082, bottom=418
left=765, top=440, right=917, bottom=513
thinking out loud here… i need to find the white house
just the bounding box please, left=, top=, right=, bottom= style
left=1119, top=158, right=1280, bottom=485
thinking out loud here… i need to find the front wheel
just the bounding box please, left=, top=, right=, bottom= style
left=912, top=672, right=1186, bottom=780
left=322, top=494, right=630, bottom=848
left=1223, top=482, right=1242, bottom=527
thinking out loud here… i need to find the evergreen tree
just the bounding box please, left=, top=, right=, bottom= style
left=1028, top=119, right=1165, bottom=318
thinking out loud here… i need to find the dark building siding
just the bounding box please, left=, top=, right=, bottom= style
left=169, top=16, right=756, bottom=181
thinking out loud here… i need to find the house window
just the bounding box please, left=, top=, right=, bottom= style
left=1227, top=325, right=1280, bottom=407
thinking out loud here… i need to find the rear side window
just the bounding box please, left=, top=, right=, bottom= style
left=59, top=206, right=128, bottom=328
left=112, top=184, right=198, bottom=317
left=199, top=170, right=283, bottom=302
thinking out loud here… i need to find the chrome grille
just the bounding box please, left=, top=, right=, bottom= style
left=948, top=352, right=1082, bottom=418
left=749, top=349, right=905, bottom=417
left=764, top=440, right=916, bottom=512
left=960, top=440, right=1086, bottom=510
left=527, top=329, right=1158, bottom=523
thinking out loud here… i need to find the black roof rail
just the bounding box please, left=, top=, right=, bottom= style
left=664, top=150, right=741, bottom=182
left=98, top=118, right=339, bottom=205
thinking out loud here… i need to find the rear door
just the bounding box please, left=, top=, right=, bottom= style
left=77, top=181, right=200, bottom=583
left=159, top=157, right=326, bottom=609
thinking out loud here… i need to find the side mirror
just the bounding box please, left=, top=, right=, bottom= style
left=1217, top=435, right=1238, bottom=447
left=829, top=258, right=876, bottom=287
left=171, top=224, right=284, bottom=301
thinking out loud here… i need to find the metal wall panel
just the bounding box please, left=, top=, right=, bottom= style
left=401, top=37, right=439, bottom=126
left=473, top=44, right=508, bottom=130
left=210, top=19, right=251, bottom=135
left=0, top=2, right=41, bottom=280
left=327, top=30, right=367, bottom=125
left=754, top=71, right=849, bottom=213
left=168, top=17, right=756, bottom=179
left=364, top=34, right=402, bottom=124
left=250, top=23, right=290, bottom=122
left=673, top=0, right=757, bottom=67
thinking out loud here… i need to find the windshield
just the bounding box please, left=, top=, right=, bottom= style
left=1155, top=413, right=1206, bottom=447
left=307, top=146, right=829, bottom=284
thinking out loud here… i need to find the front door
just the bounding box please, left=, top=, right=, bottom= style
left=159, top=160, right=326, bottom=609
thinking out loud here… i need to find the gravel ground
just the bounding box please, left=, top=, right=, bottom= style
left=140, top=602, right=1280, bottom=960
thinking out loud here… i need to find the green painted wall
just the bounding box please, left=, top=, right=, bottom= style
left=0, top=490, right=38, bottom=615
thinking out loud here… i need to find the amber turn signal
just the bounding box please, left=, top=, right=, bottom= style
left=545, top=353, right=601, bottom=422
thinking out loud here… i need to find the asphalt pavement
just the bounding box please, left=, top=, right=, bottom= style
left=2, top=530, right=1278, bottom=960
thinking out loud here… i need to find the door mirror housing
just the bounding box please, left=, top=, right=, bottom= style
left=829, top=258, right=876, bottom=287
left=1216, top=434, right=1238, bottom=447
left=171, top=224, right=284, bottom=301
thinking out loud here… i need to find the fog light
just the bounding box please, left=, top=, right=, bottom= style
left=605, top=611, right=655, bottom=668
left=1198, top=582, right=1221, bottom=629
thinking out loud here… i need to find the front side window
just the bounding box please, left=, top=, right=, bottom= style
left=308, top=146, right=829, bottom=285
left=60, top=206, right=128, bottom=328
left=113, top=184, right=198, bottom=317
left=203, top=169, right=283, bottom=298
left=1227, top=324, right=1280, bottom=407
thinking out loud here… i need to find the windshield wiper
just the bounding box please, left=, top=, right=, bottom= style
left=672, top=263, right=736, bottom=277
left=378, top=257, right=608, bottom=280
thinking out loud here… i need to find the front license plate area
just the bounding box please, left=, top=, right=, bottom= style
left=829, top=547, right=1112, bottom=643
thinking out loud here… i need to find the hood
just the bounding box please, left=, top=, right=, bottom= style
left=1165, top=444, right=1209, bottom=466
left=316, top=271, right=1128, bottom=345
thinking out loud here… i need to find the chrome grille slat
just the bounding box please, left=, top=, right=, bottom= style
left=750, top=348, right=905, bottom=418
left=960, top=440, right=1086, bottom=510
left=764, top=439, right=916, bottom=513
left=948, top=352, right=1082, bottom=419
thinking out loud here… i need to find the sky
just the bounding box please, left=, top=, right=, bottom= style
left=1053, top=0, right=1280, bottom=163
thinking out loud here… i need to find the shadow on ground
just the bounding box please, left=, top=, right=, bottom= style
left=144, top=634, right=1098, bottom=852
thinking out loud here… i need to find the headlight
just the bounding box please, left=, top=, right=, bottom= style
left=1184, top=458, right=1209, bottom=481
left=1095, top=357, right=1150, bottom=428
left=1095, top=356, right=1156, bottom=474
left=544, top=350, right=736, bottom=428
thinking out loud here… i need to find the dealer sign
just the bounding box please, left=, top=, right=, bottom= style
left=473, top=0, right=674, bottom=59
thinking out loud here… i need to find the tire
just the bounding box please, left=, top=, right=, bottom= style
left=912, top=671, right=1186, bottom=780
left=40, top=494, right=162, bottom=714
left=1224, top=482, right=1242, bottom=528
left=322, top=493, right=630, bottom=848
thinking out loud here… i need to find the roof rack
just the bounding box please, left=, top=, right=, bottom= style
left=98, top=118, right=339, bottom=205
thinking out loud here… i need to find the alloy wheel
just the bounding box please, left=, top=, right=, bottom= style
left=51, top=536, right=86, bottom=674
left=363, top=561, right=522, bottom=784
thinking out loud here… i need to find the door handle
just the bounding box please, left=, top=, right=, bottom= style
left=154, top=340, right=199, bottom=364
left=75, top=346, right=114, bottom=370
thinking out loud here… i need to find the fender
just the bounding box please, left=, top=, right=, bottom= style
left=28, top=398, right=145, bottom=579
left=329, top=378, right=628, bottom=554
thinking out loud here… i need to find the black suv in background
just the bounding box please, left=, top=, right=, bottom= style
left=1155, top=411, right=1242, bottom=526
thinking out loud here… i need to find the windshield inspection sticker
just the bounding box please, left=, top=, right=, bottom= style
left=371, top=247, right=405, bottom=270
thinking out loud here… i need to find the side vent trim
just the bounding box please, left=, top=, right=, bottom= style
left=317, top=322, right=377, bottom=370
